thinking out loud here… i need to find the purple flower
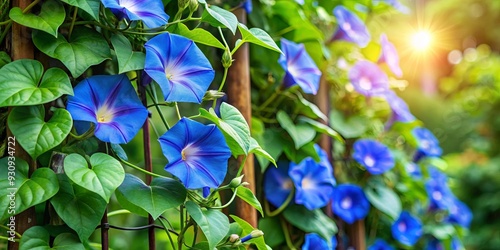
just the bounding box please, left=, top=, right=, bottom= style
left=302, top=233, right=337, bottom=250
left=391, top=211, right=422, bottom=246
left=368, top=239, right=395, bottom=250
left=331, top=6, right=371, bottom=47
left=378, top=34, right=403, bottom=77
left=264, top=161, right=293, bottom=208
left=374, top=0, right=410, bottom=14
left=101, top=0, right=169, bottom=28
left=67, top=74, right=148, bottom=144
left=331, top=184, right=370, bottom=224
left=383, top=91, right=415, bottom=124
left=278, top=38, right=321, bottom=95
left=447, top=198, right=472, bottom=228
left=412, top=127, right=442, bottom=160
left=289, top=145, right=336, bottom=210
left=349, top=61, right=389, bottom=97
left=145, top=33, right=215, bottom=103
left=353, top=139, right=395, bottom=175
left=243, top=0, right=252, bottom=13
left=158, top=118, right=231, bottom=189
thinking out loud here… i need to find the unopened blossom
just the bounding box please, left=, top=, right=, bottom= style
left=101, top=0, right=169, bottom=28
left=67, top=74, right=148, bottom=144
left=159, top=118, right=230, bottom=189
left=278, top=38, right=321, bottom=95
left=145, top=33, right=215, bottom=103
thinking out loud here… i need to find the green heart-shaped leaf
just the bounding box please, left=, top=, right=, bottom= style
left=283, top=205, right=337, bottom=245
left=0, top=51, right=11, bottom=68
left=64, top=153, right=125, bottom=202
left=249, top=137, right=276, bottom=168
left=19, top=226, right=85, bottom=250
left=33, top=27, right=111, bottom=77
left=168, top=23, right=225, bottom=49
left=199, top=102, right=251, bottom=156
left=365, top=184, right=401, bottom=221
left=186, top=201, right=229, bottom=250
left=9, top=0, right=65, bottom=37
left=50, top=174, right=107, bottom=243
left=0, top=157, right=59, bottom=221
left=8, top=106, right=72, bottom=159
left=61, top=0, right=100, bottom=20
left=201, top=5, right=238, bottom=34
left=277, top=111, right=316, bottom=149
left=235, top=185, right=264, bottom=216
left=116, top=174, right=187, bottom=220
left=0, top=59, right=73, bottom=107
left=238, top=23, right=282, bottom=54
left=110, top=33, right=146, bottom=74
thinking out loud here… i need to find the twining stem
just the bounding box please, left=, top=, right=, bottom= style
left=0, top=236, right=18, bottom=242
left=158, top=217, right=176, bottom=250
left=265, top=188, right=295, bottom=217
left=146, top=84, right=170, bottom=130
left=69, top=123, right=96, bottom=140
left=236, top=155, right=248, bottom=177
left=211, top=187, right=239, bottom=209
left=119, top=157, right=165, bottom=178
left=0, top=225, right=21, bottom=238
left=68, top=7, right=79, bottom=39
left=255, top=87, right=283, bottom=112
left=212, top=66, right=229, bottom=109
left=281, top=217, right=297, bottom=250
left=107, top=209, right=131, bottom=217
left=174, top=102, right=182, bottom=120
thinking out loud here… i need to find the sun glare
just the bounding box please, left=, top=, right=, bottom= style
left=410, top=30, right=433, bottom=52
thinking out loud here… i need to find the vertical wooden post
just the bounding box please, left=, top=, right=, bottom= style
left=139, top=85, right=156, bottom=250
left=7, top=1, right=36, bottom=250
left=226, top=8, right=257, bottom=227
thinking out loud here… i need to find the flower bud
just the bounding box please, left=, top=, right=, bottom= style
left=229, top=234, right=240, bottom=243
left=202, top=90, right=226, bottom=101
left=229, top=175, right=244, bottom=188
left=222, top=50, right=233, bottom=68
left=240, top=230, right=264, bottom=243
left=189, top=0, right=199, bottom=14
left=178, top=0, right=190, bottom=11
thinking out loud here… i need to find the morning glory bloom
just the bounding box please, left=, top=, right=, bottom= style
left=425, top=176, right=454, bottom=211
left=426, top=237, right=462, bottom=250
left=158, top=118, right=231, bottom=189
left=349, top=60, right=390, bottom=97
left=374, top=0, right=410, bottom=14
left=264, top=161, right=293, bottom=208
left=405, top=162, right=422, bottom=179
left=331, top=184, right=370, bottom=224
left=383, top=91, right=415, bottom=124
left=67, top=74, right=148, bottom=144
left=289, top=145, right=336, bottom=210
left=447, top=198, right=472, bottom=228
left=278, top=38, right=321, bottom=95
left=331, top=6, right=371, bottom=47
left=391, top=211, right=423, bottom=246
left=145, top=33, right=215, bottom=103
left=412, top=127, right=442, bottom=160
left=379, top=34, right=403, bottom=77
left=302, top=233, right=337, bottom=250
left=243, top=0, right=252, bottom=13
left=368, top=239, right=395, bottom=250
left=353, top=139, right=395, bottom=175
left=101, top=0, right=169, bottom=28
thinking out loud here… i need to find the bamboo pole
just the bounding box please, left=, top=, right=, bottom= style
left=226, top=8, right=257, bottom=227
left=7, top=1, right=36, bottom=249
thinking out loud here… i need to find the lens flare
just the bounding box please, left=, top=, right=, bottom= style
left=410, top=30, right=433, bottom=52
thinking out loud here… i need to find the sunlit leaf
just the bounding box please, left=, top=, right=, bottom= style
left=9, top=0, right=65, bottom=37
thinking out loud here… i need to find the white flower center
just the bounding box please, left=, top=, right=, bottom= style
left=96, top=105, right=114, bottom=123
left=119, top=0, right=138, bottom=12
left=341, top=196, right=352, bottom=209
left=301, top=177, right=314, bottom=190
left=181, top=144, right=199, bottom=161
left=364, top=155, right=375, bottom=167
left=359, top=77, right=372, bottom=90
left=398, top=221, right=407, bottom=232
left=421, top=140, right=431, bottom=149
left=282, top=179, right=293, bottom=190
left=342, top=22, right=352, bottom=31
left=432, top=191, right=442, bottom=201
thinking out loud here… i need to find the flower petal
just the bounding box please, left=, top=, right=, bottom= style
left=101, top=0, right=169, bottom=28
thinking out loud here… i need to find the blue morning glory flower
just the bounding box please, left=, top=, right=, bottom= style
left=264, top=161, right=293, bottom=208
left=289, top=145, right=336, bottom=210
left=302, top=233, right=337, bottom=250
left=101, top=0, right=169, bottom=28
left=158, top=118, right=231, bottom=189
left=353, top=139, right=395, bottom=175
left=145, top=33, right=215, bottom=103
left=67, top=74, right=148, bottom=144
left=368, top=239, right=395, bottom=250
left=391, top=211, right=422, bottom=246
left=278, top=38, right=322, bottom=95
left=331, top=6, right=371, bottom=47
left=426, top=237, right=462, bottom=250
left=405, top=162, right=422, bottom=179
left=412, top=127, right=442, bottom=160
left=379, top=34, right=403, bottom=77
left=331, top=184, right=370, bottom=224
left=425, top=174, right=454, bottom=211
left=349, top=60, right=390, bottom=97
left=383, top=91, right=415, bottom=124
left=374, top=0, right=410, bottom=14
left=243, top=0, right=252, bottom=13
left=447, top=197, right=472, bottom=228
